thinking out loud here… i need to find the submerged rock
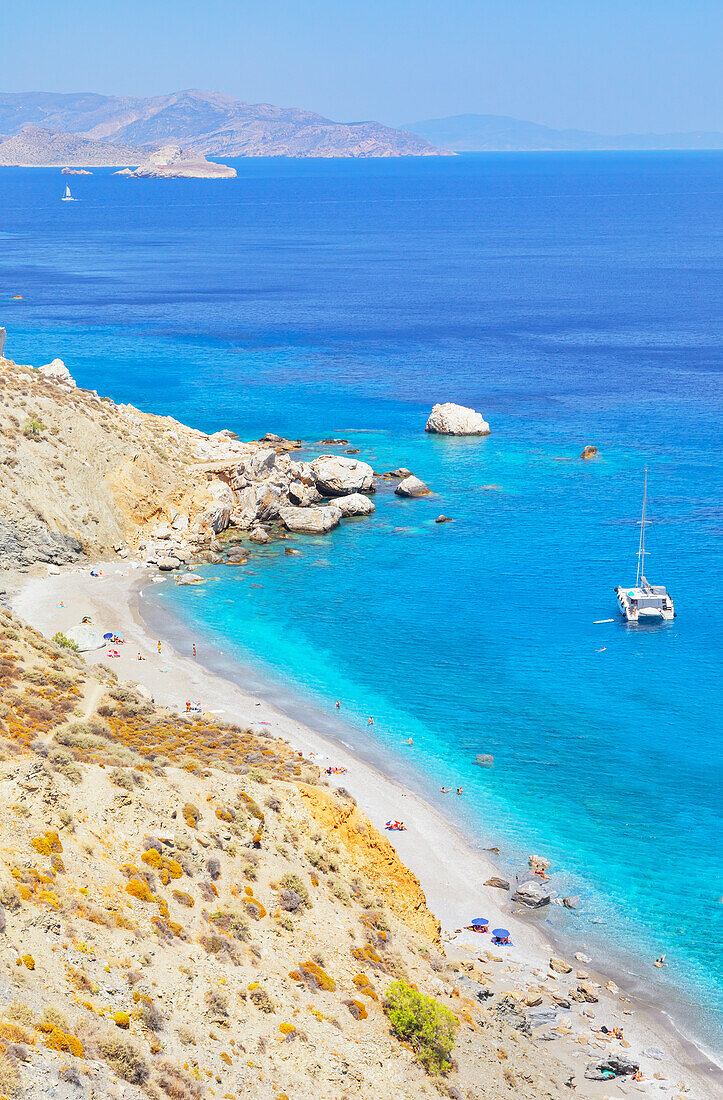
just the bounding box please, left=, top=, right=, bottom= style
left=435, top=514, right=453, bottom=523
left=310, top=455, right=375, bottom=496
left=475, top=753, right=494, bottom=767
left=563, top=895, right=580, bottom=909
left=279, top=505, right=342, bottom=534
left=425, top=402, right=490, bottom=436
left=175, top=573, right=205, bottom=585
left=395, top=475, right=431, bottom=498
left=580, top=445, right=598, bottom=460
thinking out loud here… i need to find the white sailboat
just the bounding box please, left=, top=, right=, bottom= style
left=61, top=185, right=76, bottom=202
left=615, top=469, right=675, bottom=622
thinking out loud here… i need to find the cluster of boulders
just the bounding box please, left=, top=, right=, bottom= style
left=138, top=451, right=379, bottom=568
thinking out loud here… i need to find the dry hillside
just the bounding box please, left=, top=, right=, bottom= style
left=0, top=607, right=575, bottom=1098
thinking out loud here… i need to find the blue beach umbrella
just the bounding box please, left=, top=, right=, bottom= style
left=103, top=632, right=113, bottom=640
left=471, top=918, right=489, bottom=927
left=492, top=928, right=510, bottom=938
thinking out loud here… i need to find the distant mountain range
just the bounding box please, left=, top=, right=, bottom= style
left=405, top=113, right=723, bottom=152
left=0, top=90, right=443, bottom=161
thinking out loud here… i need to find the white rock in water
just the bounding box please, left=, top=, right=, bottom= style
left=310, top=455, right=375, bottom=496
left=279, top=504, right=342, bottom=534
left=395, top=475, right=431, bottom=498
left=38, top=358, right=76, bottom=387
left=335, top=493, right=375, bottom=516
left=425, top=402, right=490, bottom=436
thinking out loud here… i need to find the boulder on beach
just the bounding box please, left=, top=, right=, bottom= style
left=584, top=1054, right=638, bottom=1081
left=279, top=504, right=342, bottom=534
left=288, top=479, right=322, bottom=508
left=310, top=455, right=374, bottom=496
left=580, top=445, right=598, bottom=460
left=38, top=358, right=76, bottom=388
left=249, top=527, right=269, bottom=543
left=484, top=877, right=510, bottom=891
left=66, top=625, right=105, bottom=652
left=549, top=957, right=572, bottom=975
left=512, top=880, right=552, bottom=908
left=157, top=555, right=182, bottom=571
left=395, top=475, right=431, bottom=498
left=335, top=493, right=375, bottom=517
left=425, top=402, right=490, bottom=436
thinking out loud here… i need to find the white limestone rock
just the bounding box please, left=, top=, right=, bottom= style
left=38, top=358, right=76, bottom=388
left=395, top=475, right=431, bottom=498
left=335, top=493, right=375, bottom=516
left=425, top=402, right=490, bottom=436
left=310, top=455, right=375, bottom=496
left=279, top=505, right=342, bottom=534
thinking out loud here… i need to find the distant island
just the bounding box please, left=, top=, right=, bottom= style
left=404, top=113, right=723, bottom=152
left=0, top=89, right=444, bottom=163
left=115, top=144, right=237, bottom=179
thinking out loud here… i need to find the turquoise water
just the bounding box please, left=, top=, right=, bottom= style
left=2, top=154, right=721, bottom=1051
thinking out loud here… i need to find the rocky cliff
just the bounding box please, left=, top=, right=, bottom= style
left=0, top=608, right=572, bottom=1098
left=0, top=350, right=378, bottom=571
left=0, top=126, right=144, bottom=167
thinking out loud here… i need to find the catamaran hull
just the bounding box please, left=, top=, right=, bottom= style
left=615, top=588, right=675, bottom=622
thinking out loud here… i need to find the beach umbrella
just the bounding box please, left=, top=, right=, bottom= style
left=471, top=918, right=489, bottom=927
left=103, top=632, right=113, bottom=640
left=491, top=928, right=510, bottom=938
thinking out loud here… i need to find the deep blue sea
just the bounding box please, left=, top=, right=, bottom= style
left=2, top=154, right=721, bottom=1052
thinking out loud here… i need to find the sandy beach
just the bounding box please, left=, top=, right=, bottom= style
left=9, top=560, right=721, bottom=1098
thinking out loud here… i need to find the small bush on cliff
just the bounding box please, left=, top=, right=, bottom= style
left=383, top=979, right=458, bottom=1075
left=51, top=631, right=79, bottom=651
left=22, top=418, right=46, bottom=440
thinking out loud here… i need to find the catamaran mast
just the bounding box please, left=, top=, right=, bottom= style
left=636, top=467, right=648, bottom=587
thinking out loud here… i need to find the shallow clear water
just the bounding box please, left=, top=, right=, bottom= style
left=2, top=153, right=721, bottom=1050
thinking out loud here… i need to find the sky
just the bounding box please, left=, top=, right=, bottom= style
left=2, top=0, right=722, bottom=132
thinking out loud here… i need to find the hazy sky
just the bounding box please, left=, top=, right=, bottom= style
left=3, top=0, right=722, bottom=132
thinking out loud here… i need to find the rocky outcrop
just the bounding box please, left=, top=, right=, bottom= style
left=279, top=504, right=342, bottom=534
left=335, top=493, right=375, bottom=516
left=0, top=520, right=83, bottom=571
left=38, top=358, right=76, bottom=387
left=298, top=784, right=440, bottom=943
left=425, top=402, right=490, bottom=436
left=580, top=445, right=598, bottom=460
left=117, top=144, right=237, bottom=179
left=585, top=1055, right=638, bottom=1081
left=395, top=475, right=431, bottom=497
left=310, top=455, right=375, bottom=496
left=512, top=880, right=553, bottom=908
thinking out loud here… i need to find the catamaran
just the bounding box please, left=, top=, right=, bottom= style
left=61, top=185, right=76, bottom=202
left=615, top=469, right=675, bottom=622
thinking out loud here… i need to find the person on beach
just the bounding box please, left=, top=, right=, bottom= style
left=335, top=700, right=340, bottom=709
left=136, top=652, right=146, bottom=661
left=368, top=716, right=374, bottom=725
left=193, top=643, right=197, bottom=658
left=654, top=954, right=667, bottom=967
left=157, top=640, right=162, bottom=654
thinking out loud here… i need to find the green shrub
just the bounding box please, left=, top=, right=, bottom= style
left=383, top=980, right=458, bottom=1075
left=51, top=631, right=79, bottom=651
left=22, top=418, right=46, bottom=439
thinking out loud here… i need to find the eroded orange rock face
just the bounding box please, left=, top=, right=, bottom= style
left=297, top=784, right=440, bottom=944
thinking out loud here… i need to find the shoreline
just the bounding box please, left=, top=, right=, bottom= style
left=9, top=561, right=722, bottom=1096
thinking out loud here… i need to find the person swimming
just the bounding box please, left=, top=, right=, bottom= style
left=440, top=787, right=452, bottom=793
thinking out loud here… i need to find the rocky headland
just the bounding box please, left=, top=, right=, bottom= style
left=114, top=145, right=237, bottom=180
left=0, top=349, right=384, bottom=572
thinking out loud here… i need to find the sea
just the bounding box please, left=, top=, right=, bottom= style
left=2, top=152, right=721, bottom=1054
